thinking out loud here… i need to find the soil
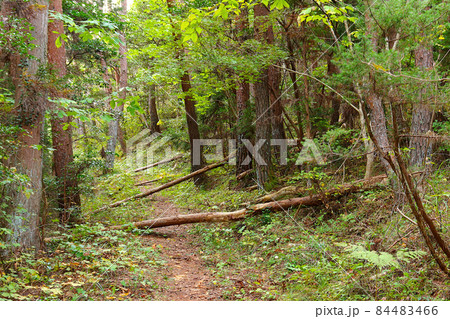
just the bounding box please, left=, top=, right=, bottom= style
left=141, top=197, right=223, bottom=301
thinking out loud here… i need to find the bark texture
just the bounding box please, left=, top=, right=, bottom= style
left=253, top=4, right=272, bottom=187
left=2, top=0, right=48, bottom=253
left=148, top=84, right=161, bottom=133
left=48, top=0, right=80, bottom=223
left=108, top=178, right=384, bottom=231
left=181, top=71, right=205, bottom=177
left=105, top=0, right=128, bottom=171
left=235, top=8, right=252, bottom=180
left=409, top=45, right=434, bottom=168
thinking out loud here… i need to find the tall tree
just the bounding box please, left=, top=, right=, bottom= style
left=235, top=7, right=252, bottom=181
left=409, top=44, right=434, bottom=168
left=167, top=0, right=205, bottom=178
left=363, top=6, right=394, bottom=174
left=266, top=9, right=285, bottom=142
left=48, top=0, right=81, bottom=224
left=105, top=0, right=128, bottom=171
left=1, top=0, right=48, bottom=253
left=253, top=4, right=272, bottom=187
left=148, top=84, right=161, bottom=133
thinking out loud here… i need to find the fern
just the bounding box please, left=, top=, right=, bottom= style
left=396, top=249, right=427, bottom=262
left=338, top=243, right=426, bottom=269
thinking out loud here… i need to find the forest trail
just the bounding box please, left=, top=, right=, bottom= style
left=141, top=198, right=222, bottom=301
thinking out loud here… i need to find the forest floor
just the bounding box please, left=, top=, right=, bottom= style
left=141, top=198, right=222, bottom=301
left=2, top=158, right=449, bottom=301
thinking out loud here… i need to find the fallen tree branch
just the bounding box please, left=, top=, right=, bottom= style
left=255, top=186, right=305, bottom=203
left=134, top=154, right=183, bottom=173
left=236, top=169, right=252, bottom=180
left=135, top=177, right=163, bottom=186
left=90, top=157, right=229, bottom=214
left=254, top=172, right=425, bottom=204
left=107, top=180, right=380, bottom=231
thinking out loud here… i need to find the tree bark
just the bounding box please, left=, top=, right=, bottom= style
left=253, top=4, right=272, bottom=188
left=266, top=17, right=284, bottom=142
left=48, top=0, right=81, bottom=224
left=409, top=45, right=434, bottom=168
left=148, top=84, right=161, bottom=133
left=236, top=80, right=252, bottom=176
left=2, top=0, right=48, bottom=253
left=235, top=8, right=252, bottom=181
left=181, top=71, right=205, bottom=179
left=363, top=3, right=394, bottom=175
left=105, top=0, right=128, bottom=171
left=108, top=179, right=382, bottom=231
left=283, top=19, right=304, bottom=142
left=366, top=91, right=393, bottom=174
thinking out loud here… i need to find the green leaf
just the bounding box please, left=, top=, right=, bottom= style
left=180, top=21, right=189, bottom=31
left=55, top=36, right=62, bottom=48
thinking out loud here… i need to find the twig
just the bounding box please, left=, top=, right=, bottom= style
left=396, top=207, right=417, bottom=225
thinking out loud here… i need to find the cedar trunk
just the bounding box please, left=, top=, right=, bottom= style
left=235, top=8, right=252, bottom=179
left=105, top=0, right=128, bottom=171
left=253, top=4, right=272, bottom=187
left=181, top=71, right=204, bottom=178
left=48, top=0, right=81, bottom=223
left=1, top=0, right=49, bottom=253
left=409, top=45, right=434, bottom=168
left=148, top=84, right=161, bottom=133
left=364, top=4, right=393, bottom=175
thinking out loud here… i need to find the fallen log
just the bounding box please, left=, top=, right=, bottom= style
left=253, top=171, right=426, bottom=204
left=135, top=177, right=163, bottom=186
left=90, top=157, right=229, bottom=214
left=236, top=169, right=252, bottom=180
left=134, top=154, right=183, bottom=173
left=255, top=185, right=305, bottom=203
left=107, top=180, right=376, bottom=231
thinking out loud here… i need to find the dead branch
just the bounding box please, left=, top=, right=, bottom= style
left=90, top=157, right=229, bottom=214
left=134, top=154, right=183, bottom=173
left=135, top=177, right=163, bottom=186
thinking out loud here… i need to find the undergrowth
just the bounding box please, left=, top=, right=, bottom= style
left=0, top=224, right=165, bottom=300
left=1, top=152, right=448, bottom=301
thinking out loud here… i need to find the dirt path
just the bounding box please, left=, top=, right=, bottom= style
left=140, top=197, right=222, bottom=301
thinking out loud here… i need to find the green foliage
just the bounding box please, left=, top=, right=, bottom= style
left=0, top=223, right=164, bottom=300
left=338, top=243, right=426, bottom=270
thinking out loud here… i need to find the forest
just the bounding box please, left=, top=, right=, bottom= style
left=0, top=0, right=449, bottom=301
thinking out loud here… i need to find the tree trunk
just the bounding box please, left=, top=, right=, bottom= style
left=148, top=84, right=161, bottom=133
left=108, top=179, right=383, bottom=231
left=366, top=91, right=393, bottom=173
left=409, top=45, right=434, bottom=168
left=253, top=4, right=272, bottom=188
left=166, top=0, right=204, bottom=179
left=284, top=21, right=304, bottom=142
left=48, top=0, right=81, bottom=224
left=266, top=17, right=284, bottom=142
left=2, top=0, right=48, bottom=253
left=269, top=64, right=285, bottom=141
left=327, top=57, right=341, bottom=125
left=235, top=80, right=252, bottom=177
left=105, top=0, right=128, bottom=171
left=235, top=8, right=252, bottom=182
left=363, top=4, right=394, bottom=175
left=181, top=71, right=205, bottom=179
